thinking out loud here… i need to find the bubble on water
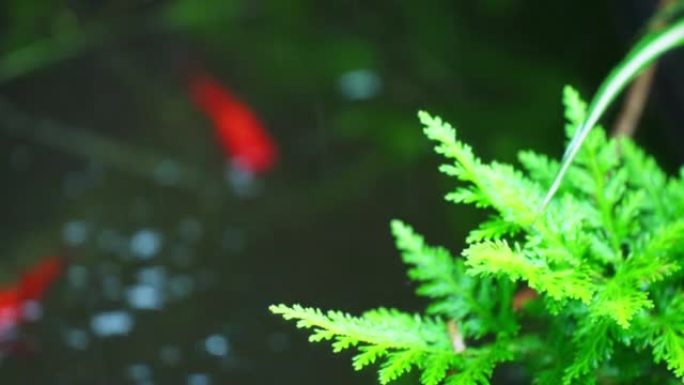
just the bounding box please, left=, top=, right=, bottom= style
left=225, top=165, right=258, bottom=197
left=63, top=220, right=89, bottom=246
left=64, top=328, right=89, bottom=350
left=205, top=334, right=229, bottom=357
left=126, top=284, right=164, bottom=310
left=187, top=373, right=211, bottom=385
left=90, top=310, right=134, bottom=337
left=338, top=69, right=382, bottom=100
left=127, top=266, right=166, bottom=310
left=159, top=345, right=181, bottom=366
left=0, top=320, right=18, bottom=341
left=130, top=229, right=163, bottom=260
left=128, top=363, right=152, bottom=382
left=154, top=159, right=181, bottom=186
left=22, top=301, right=43, bottom=322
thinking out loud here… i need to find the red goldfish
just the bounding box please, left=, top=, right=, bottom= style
left=189, top=72, right=277, bottom=175
left=0, top=257, right=64, bottom=338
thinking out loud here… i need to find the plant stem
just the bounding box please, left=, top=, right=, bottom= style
left=611, top=0, right=674, bottom=138
left=612, top=65, right=657, bottom=138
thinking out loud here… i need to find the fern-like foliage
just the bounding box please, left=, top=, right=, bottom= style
left=271, top=86, right=684, bottom=384
left=269, top=304, right=516, bottom=385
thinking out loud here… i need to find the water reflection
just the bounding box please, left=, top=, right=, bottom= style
left=128, top=363, right=153, bottom=383
left=187, top=373, right=211, bottom=385
left=0, top=1, right=511, bottom=384
left=62, top=220, right=89, bottom=246
left=129, top=229, right=163, bottom=260
left=204, top=334, right=229, bottom=357
left=30, top=204, right=246, bottom=384
left=90, top=310, right=134, bottom=337
left=337, top=69, right=382, bottom=101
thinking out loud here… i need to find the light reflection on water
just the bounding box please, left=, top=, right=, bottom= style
left=90, top=310, right=134, bottom=337
left=129, top=229, right=163, bottom=260
left=187, top=373, right=211, bottom=385
left=0, top=4, right=439, bottom=383
left=0, top=81, right=400, bottom=383
left=13, top=199, right=249, bottom=384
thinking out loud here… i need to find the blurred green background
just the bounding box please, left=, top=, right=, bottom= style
left=0, top=0, right=682, bottom=384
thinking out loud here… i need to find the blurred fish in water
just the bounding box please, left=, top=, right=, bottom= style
left=0, top=288, right=20, bottom=338
left=0, top=256, right=64, bottom=355
left=18, top=256, right=64, bottom=302
left=188, top=71, right=278, bottom=175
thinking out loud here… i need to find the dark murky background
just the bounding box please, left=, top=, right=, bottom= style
left=1, top=1, right=682, bottom=384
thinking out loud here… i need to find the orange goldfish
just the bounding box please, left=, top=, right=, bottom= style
left=189, top=72, right=278, bottom=175
left=0, top=256, right=64, bottom=338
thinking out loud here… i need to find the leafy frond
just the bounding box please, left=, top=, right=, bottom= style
left=391, top=220, right=463, bottom=302
left=445, top=342, right=515, bottom=385
left=270, top=304, right=450, bottom=354
left=270, top=304, right=517, bottom=385
left=420, top=110, right=541, bottom=228
left=518, top=150, right=559, bottom=188
left=391, top=219, right=519, bottom=338
left=274, top=61, right=684, bottom=384
left=562, top=84, right=587, bottom=137
left=463, top=240, right=594, bottom=304
left=591, top=286, right=653, bottom=329
left=640, top=294, right=684, bottom=379
left=563, top=319, right=614, bottom=385
left=270, top=304, right=451, bottom=385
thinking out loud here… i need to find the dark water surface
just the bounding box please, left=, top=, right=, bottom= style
left=1, top=1, right=680, bottom=384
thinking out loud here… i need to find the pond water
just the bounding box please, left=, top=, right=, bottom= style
left=0, top=1, right=681, bottom=384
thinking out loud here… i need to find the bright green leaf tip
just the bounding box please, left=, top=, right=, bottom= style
left=542, top=18, right=684, bottom=210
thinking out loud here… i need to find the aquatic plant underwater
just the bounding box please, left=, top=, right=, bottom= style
left=271, top=10, right=684, bottom=385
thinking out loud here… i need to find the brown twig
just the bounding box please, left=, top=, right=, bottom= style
left=446, top=319, right=466, bottom=353
left=611, top=0, right=675, bottom=137
left=612, top=65, right=658, bottom=137
left=512, top=286, right=538, bottom=311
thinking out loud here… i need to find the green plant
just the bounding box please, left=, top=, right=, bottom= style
left=543, top=15, right=684, bottom=208
left=271, top=86, right=684, bottom=383
left=270, top=15, right=684, bottom=385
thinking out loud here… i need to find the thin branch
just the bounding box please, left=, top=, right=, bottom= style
left=611, top=0, right=675, bottom=137
left=612, top=65, right=658, bottom=137
left=447, top=319, right=466, bottom=353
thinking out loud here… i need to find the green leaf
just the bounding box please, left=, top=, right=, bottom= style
left=463, top=240, right=594, bottom=304
left=379, top=350, right=422, bottom=384
left=542, top=19, right=684, bottom=209
left=420, top=353, right=454, bottom=385
left=563, top=320, right=614, bottom=385
left=391, top=219, right=462, bottom=300
left=643, top=294, right=684, bottom=379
